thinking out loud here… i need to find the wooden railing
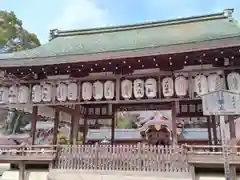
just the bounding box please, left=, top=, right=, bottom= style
left=184, top=145, right=240, bottom=154
left=55, top=144, right=189, bottom=172
left=1, top=144, right=240, bottom=170
left=184, top=145, right=240, bottom=164
left=0, top=145, right=57, bottom=162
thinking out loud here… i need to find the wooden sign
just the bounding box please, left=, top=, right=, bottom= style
left=201, top=90, right=240, bottom=115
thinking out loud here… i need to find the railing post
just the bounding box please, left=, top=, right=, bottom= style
left=190, top=165, right=196, bottom=180
left=18, top=161, right=25, bottom=180
left=95, top=143, right=99, bottom=170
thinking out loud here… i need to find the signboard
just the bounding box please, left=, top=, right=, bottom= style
left=219, top=116, right=230, bottom=180
left=201, top=90, right=240, bottom=115
left=200, top=89, right=236, bottom=180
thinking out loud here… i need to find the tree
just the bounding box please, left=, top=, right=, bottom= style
left=0, top=11, right=41, bottom=53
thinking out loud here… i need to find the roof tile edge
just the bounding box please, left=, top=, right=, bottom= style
left=49, top=9, right=233, bottom=38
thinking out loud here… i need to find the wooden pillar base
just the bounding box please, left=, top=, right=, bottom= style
left=190, top=165, right=196, bottom=180
left=18, top=162, right=25, bottom=180
left=171, top=102, right=178, bottom=145
left=230, top=165, right=237, bottom=180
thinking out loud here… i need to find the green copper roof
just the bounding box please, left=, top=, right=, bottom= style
left=0, top=9, right=240, bottom=64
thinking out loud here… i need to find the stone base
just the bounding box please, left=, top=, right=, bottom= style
left=2, top=170, right=48, bottom=180
left=48, top=170, right=192, bottom=180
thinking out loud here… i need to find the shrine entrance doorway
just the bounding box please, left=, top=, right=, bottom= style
left=115, top=103, right=173, bottom=145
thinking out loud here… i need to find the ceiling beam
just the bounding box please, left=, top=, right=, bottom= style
left=50, top=105, right=74, bottom=115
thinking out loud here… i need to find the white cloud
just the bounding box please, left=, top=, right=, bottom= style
left=145, top=0, right=240, bottom=19
left=50, top=0, right=111, bottom=30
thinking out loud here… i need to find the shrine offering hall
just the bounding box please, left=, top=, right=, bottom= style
left=0, top=8, right=239, bottom=146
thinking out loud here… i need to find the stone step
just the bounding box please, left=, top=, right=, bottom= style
left=48, top=170, right=192, bottom=180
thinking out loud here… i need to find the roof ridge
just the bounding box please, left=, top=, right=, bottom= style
left=50, top=10, right=230, bottom=39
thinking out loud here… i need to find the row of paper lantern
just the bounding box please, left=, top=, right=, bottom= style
left=121, top=77, right=188, bottom=98
left=194, top=72, right=240, bottom=95
left=0, top=81, right=116, bottom=104
left=194, top=74, right=223, bottom=96
left=121, top=74, right=224, bottom=99
left=0, top=77, right=188, bottom=103
left=0, top=72, right=237, bottom=104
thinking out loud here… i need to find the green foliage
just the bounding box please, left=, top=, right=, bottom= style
left=116, top=114, right=138, bottom=129
left=4, top=109, right=25, bottom=134
left=0, top=11, right=41, bottom=52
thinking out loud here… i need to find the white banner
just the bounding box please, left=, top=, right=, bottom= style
left=202, top=90, right=240, bottom=115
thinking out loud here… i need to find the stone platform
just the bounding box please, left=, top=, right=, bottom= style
left=47, top=170, right=192, bottom=180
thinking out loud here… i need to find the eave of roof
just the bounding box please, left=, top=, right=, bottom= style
left=0, top=8, right=239, bottom=67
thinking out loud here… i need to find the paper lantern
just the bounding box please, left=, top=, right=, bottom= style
left=227, top=72, right=240, bottom=93
left=82, top=82, right=92, bottom=101
left=121, top=79, right=132, bottom=99
left=175, top=76, right=188, bottom=97
left=162, top=77, right=174, bottom=97
left=93, top=81, right=104, bottom=100
left=8, top=85, right=18, bottom=104
left=18, top=85, right=29, bottom=103
left=133, top=79, right=145, bottom=99
left=195, top=74, right=208, bottom=95
left=68, top=82, right=78, bottom=101
left=145, top=78, right=157, bottom=98
left=42, top=83, right=53, bottom=102
left=0, top=87, right=8, bottom=104
left=208, top=74, right=222, bottom=92
left=56, top=82, right=67, bottom=102
left=104, top=81, right=115, bottom=100
left=32, top=84, right=42, bottom=103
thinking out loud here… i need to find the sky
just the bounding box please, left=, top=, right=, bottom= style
left=1, top=0, right=240, bottom=44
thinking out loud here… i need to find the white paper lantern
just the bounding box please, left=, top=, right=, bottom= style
left=8, top=86, right=18, bottom=104
left=56, top=82, right=67, bottom=102
left=42, top=83, right=53, bottom=102
left=0, top=87, right=9, bottom=104
left=195, top=74, right=208, bottom=96
left=32, top=84, right=42, bottom=103
left=162, top=77, right=174, bottom=97
left=208, top=74, right=222, bottom=92
left=227, top=72, right=240, bottom=93
left=121, top=79, right=132, bottom=99
left=93, top=81, right=104, bottom=100
left=18, top=85, right=29, bottom=103
left=104, top=81, right=115, bottom=100
left=68, top=82, right=78, bottom=101
left=82, top=82, right=92, bottom=101
left=145, top=78, right=157, bottom=98
left=175, top=76, right=188, bottom=97
left=133, top=79, right=145, bottom=99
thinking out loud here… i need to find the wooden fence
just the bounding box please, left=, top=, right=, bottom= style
left=0, top=145, right=57, bottom=162
left=55, top=144, right=189, bottom=172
